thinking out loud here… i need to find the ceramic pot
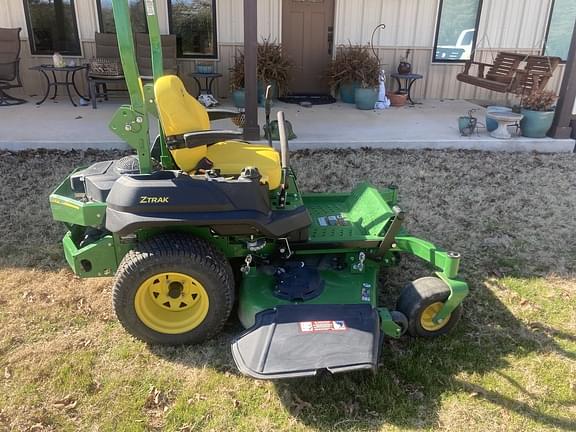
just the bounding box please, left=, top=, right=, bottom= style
left=388, top=92, right=408, bottom=107
left=232, top=89, right=245, bottom=108
left=339, top=81, right=360, bottom=103
left=397, top=61, right=412, bottom=74
left=354, top=87, right=378, bottom=110
left=520, top=109, right=555, bottom=138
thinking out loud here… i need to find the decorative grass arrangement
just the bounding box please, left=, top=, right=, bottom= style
left=229, top=40, right=293, bottom=95
left=522, top=90, right=557, bottom=112
left=326, top=44, right=380, bottom=89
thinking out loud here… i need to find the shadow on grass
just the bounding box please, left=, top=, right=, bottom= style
left=148, top=266, right=576, bottom=431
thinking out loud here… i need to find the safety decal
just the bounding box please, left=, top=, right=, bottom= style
left=299, top=320, right=347, bottom=333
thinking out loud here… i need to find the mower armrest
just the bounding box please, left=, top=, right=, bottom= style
left=182, top=130, right=244, bottom=148
left=207, top=109, right=240, bottom=121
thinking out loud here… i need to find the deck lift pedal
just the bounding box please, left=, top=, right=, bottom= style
left=48, top=0, right=468, bottom=379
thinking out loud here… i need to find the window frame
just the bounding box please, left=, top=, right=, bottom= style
left=95, top=0, right=148, bottom=34
left=23, top=0, right=82, bottom=56
left=432, top=0, right=484, bottom=64
left=167, top=0, right=218, bottom=59
left=542, top=0, right=573, bottom=63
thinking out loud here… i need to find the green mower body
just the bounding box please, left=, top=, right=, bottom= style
left=49, top=0, right=468, bottom=379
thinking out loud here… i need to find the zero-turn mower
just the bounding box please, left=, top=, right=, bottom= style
left=49, top=0, right=468, bottom=379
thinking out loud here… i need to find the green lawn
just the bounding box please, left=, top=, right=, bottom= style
left=0, top=148, right=574, bottom=431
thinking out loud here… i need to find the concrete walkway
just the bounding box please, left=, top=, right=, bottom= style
left=0, top=96, right=573, bottom=152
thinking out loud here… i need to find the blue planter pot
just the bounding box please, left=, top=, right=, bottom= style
left=232, top=89, right=245, bottom=108
left=354, top=87, right=378, bottom=110
left=486, top=106, right=512, bottom=132
left=339, top=82, right=360, bottom=103
left=520, top=108, right=555, bottom=138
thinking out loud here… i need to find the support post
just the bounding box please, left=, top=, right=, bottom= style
left=243, top=0, right=260, bottom=140
left=549, top=20, right=576, bottom=142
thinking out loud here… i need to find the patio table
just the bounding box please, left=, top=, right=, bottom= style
left=189, top=72, right=222, bottom=97
left=390, top=72, right=423, bottom=105
left=30, top=64, right=88, bottom=107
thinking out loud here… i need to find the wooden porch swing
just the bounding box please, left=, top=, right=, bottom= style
left=457, top=49, right=562, bottom=95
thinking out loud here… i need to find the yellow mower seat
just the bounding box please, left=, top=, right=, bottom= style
left=154, top=75, right=281, bottom=190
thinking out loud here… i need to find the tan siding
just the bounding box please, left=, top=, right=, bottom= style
left=335, top=0, right=561, bottom=102
left=2, top=0, right=567, bottom=102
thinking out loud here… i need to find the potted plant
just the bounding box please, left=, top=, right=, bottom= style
left=257, top=39, right=292, bottom=103
left=229, top=41, right=293, bottom=108
left=397, top=49, right=412, bottom=74
left=327, top=44, right=377, bottom=104
left=229, top=54, right=245, bottom=108
left=520, top=90, right=558, bottom=138
left=354, top=53, right=380, bottom=110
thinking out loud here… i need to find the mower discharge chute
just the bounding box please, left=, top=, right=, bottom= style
left=49, top=0, right=468, bottom=379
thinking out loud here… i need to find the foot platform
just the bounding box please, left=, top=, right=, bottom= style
left=231, top=304, right=381, bottom=379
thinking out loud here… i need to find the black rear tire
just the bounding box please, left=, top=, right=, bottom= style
left=396, top=277, right=462, bottom=337
left=112, top=233, right=234, bottom=345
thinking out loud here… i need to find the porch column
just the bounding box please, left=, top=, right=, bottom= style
left=243, top=0, right=260, bottom=140
left=549, top=21, right=576, bottom=141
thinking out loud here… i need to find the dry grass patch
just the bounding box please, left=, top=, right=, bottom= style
left=0, top=148, right=575, bottom=431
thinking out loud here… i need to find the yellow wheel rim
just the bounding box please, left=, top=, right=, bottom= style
left=420, top=302, right=451, bottom=332
left=134, top=272, right=209, bottom=334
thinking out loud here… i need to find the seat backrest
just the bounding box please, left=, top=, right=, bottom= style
left=94, top=32, right=121, bottom=59
left=0, top=27, right=21, bottom=81
left=486, top=52, right=525, bottom=83
left=517, top=54, right=562, bottom=92
left=136, top=33, right=178, bottom=77
left=155, top=74, right=210, bottom=137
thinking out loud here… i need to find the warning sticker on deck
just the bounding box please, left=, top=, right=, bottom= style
left=299, top=320, right=347, bottom=333
left=317, top=214, right=350, bottom=227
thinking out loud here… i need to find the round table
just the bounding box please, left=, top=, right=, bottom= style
left=390, top=72, right=423, bottom=104
left=189, top=72, right=222, bottom=97
left=30, top=64, right=88, bottom=106
left=486, top=112, right=523, bottom=139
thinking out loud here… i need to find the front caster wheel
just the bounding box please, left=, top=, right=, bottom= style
left=112, top=234, right=234, bottom=345
left=396, top=277, right=462, bottom=337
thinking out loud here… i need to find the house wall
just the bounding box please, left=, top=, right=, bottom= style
left=334, top=0, right=565, bottom=103
left=0, top=0, right=566, bottom=102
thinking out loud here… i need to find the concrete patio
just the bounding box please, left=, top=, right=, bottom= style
left=0, top=94, right=574, bottom=153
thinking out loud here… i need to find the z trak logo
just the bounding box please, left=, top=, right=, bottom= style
left=139, top=196, right=170, bottom=204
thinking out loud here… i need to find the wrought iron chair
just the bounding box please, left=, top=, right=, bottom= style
left=0, top=27, right=26, bottom=106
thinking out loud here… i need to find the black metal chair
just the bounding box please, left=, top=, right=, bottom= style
left=88, top=33, right=126, bottom=109
left=0, top=27, right=26, bottom=106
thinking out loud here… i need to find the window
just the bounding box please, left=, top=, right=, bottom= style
left=544, top=0, right=576, bottom=61
left=23, top=0, right=81, bottom=55
left=433, top=0, right=483, bottom=62
left=168, top=0, right=217, bottom=58
left=96, top=0, right=147, bottom=33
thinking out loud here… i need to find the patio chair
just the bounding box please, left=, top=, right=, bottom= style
left=457, top=51, right=561, bottom=95
left=0, top=27, right=26, bottom=106
left=135, top=33, right=178, bottom=79
left=88, top=32, right=127, bottom=109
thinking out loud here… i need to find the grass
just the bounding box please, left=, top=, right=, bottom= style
left=0, top=148, right=575, bottom=431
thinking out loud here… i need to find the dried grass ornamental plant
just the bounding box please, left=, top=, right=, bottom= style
left=228, top=40, right=293, bottom=95
left=326, top=44, right=381, bottom=89
left=522, top=90, right=558, bottom=111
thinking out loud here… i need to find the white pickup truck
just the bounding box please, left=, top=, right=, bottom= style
left=435, top=28, right=475, bottom=60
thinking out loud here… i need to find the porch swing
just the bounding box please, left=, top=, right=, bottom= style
left=456, top=34, right=562, bottom=95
